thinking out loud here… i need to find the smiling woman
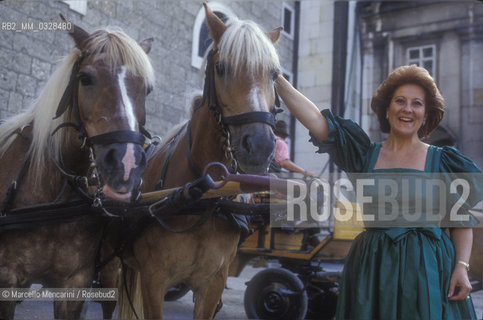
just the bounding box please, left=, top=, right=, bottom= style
left=275, top=64, right=482, bottom=320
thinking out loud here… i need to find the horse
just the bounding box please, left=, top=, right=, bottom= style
left=0, top=17, right=154, bottom=319
left=114, top=3, right=282, bottom=319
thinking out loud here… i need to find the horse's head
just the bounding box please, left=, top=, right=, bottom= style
left=203, top=3, right=282, bottom=174
left=58, top=17, right=155, bottom=201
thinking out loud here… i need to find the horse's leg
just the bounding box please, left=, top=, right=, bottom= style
left=0, top=255, right=24, bottom=319
left=192, top=267, right=229, bottom=320
left=52, top=268, right=93, bottom=319
left=53, top=300, right=85, bottom=320
left=99, top=258, right=120, bottom=319
left=139, top=269, right=167, bottom=320
left=0, top=267, right=17, bottom=319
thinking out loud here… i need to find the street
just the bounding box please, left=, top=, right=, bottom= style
left=13, top=265, right=483, bottom=319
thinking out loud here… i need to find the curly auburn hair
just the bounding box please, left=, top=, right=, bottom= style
left=370, top=65, right=444, bottom=139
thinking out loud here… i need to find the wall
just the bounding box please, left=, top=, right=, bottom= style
left=360, top=1, right=483, bottom=167
left=0, top=0, right=295, bottom=138
left=294, top=0, right=334, bottom=176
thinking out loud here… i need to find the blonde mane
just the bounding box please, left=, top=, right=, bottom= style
left=216, top=17, right=280, bottom=77
left=0, top=27, right=154, bottom=184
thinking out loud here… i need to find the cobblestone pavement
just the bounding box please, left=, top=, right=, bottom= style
left=14, top=266, right=483, bottom=319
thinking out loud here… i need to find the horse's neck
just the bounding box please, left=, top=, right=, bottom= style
left=33, top=130, right=89, bottom=203
left=0, top=128, right=89, bottom=208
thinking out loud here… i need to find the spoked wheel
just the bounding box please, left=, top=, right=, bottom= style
left=164, top=283, right=190, bottom=301
left=244, top=268, right=308, bottom=320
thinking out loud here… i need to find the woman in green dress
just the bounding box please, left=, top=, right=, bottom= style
left=275, top=65, right=481, bottom=319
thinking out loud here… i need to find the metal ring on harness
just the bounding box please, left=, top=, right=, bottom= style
left=202, top=162, right=230, bottom=190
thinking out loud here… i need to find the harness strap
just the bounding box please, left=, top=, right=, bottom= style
left=155, top=122, right=189, bottom=190
left=186, top=123, right=203, bottom=177
left=88, top=130, right=146, bottom=146
left=0, top=200, right=98, bottom=232
left=1, top=154, right=30, bottom=216
left=54, top=49, right=90, bottom=121
left=1, top=125, right=33, bottom=216
left=150, top=208, right=212, bottom=234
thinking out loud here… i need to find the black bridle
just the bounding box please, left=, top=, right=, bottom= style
left=51, top=49, right=155, bottom=211
left=192, top=48, right=281, bottom=174
left=156, top=48, right=282, bottom=190
left=54, top=49, right=149, bottom=148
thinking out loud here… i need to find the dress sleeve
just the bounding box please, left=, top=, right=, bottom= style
left=439, top=146, right=483, bottom=227
left=309, top=109, right=372, bottom=172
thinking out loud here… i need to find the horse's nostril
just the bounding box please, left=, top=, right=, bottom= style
left=242, top=134, right=253, bottom=153
left=105, top=148, right=117, bottom=166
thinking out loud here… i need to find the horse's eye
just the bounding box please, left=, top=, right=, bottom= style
left=215, top=61, right=226, bottom=76
left=78, top=73, right=93, bottom=86
left=146, top=85, right=153, bottom=96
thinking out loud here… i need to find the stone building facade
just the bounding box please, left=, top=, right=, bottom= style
left=2, top=1, right=482, bottom=172
left=293, top=1, right=483, bottom=175
left=0, top=0, right=296, bottom=137
left=359, top=1, right=483, bottom=168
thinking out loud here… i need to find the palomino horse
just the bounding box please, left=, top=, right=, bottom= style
left=0, top=18, right=154, bottom=319
left=115, top=3, right=282, bottom=319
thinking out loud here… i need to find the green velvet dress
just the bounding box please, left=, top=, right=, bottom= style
left=310, top=109, right=482, bottom=320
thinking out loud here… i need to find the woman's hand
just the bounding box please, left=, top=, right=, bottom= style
left=275, top=75, right=329, bottom=142
left=448, top=263, right=472, bottom=301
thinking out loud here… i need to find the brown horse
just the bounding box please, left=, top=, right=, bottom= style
left=0, top=18, right=154, bottom=319
left=114, top=3, right=282, bottom=319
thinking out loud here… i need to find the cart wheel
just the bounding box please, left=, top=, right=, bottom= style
left=244, top=268, right=308, bottom=320
left=164, top=283, right=190, bottom=301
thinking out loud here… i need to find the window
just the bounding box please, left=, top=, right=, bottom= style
left=191, top=3, right=235, bottom=69
left=282, top=3, right=294, bottom=39
left=62, top=0, right=87, bottom=15
left=406, top=45, right=436, bottom=77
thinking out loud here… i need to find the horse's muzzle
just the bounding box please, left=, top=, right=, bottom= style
left=232, top=123, right=275, bottom=174
left=94, top=142, right=147, bottom=201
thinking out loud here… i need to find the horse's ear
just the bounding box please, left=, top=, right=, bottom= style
left=60, top=13, right=89, bottom=49
left=267, top=26, right=283, bottom=44
left=139, top=38, right=153, bottom=54
left=203, top=2, right=226, bottom=44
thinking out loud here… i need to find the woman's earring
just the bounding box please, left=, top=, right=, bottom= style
left=386, top=114, right=389, bottom=120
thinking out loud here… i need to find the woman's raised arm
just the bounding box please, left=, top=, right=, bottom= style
left=275, top=75, right=329, bottom=142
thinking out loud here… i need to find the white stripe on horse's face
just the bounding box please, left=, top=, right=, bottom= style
left=121, top=143, right=138, bottom=182
left=249, top=85, right=266, bottom=112
left=118, top=66, right=136, bottom=130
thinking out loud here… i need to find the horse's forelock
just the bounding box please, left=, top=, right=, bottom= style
left=218, top=18, right=280, bottom=78
left=86, top=29, right=155, bottom=88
